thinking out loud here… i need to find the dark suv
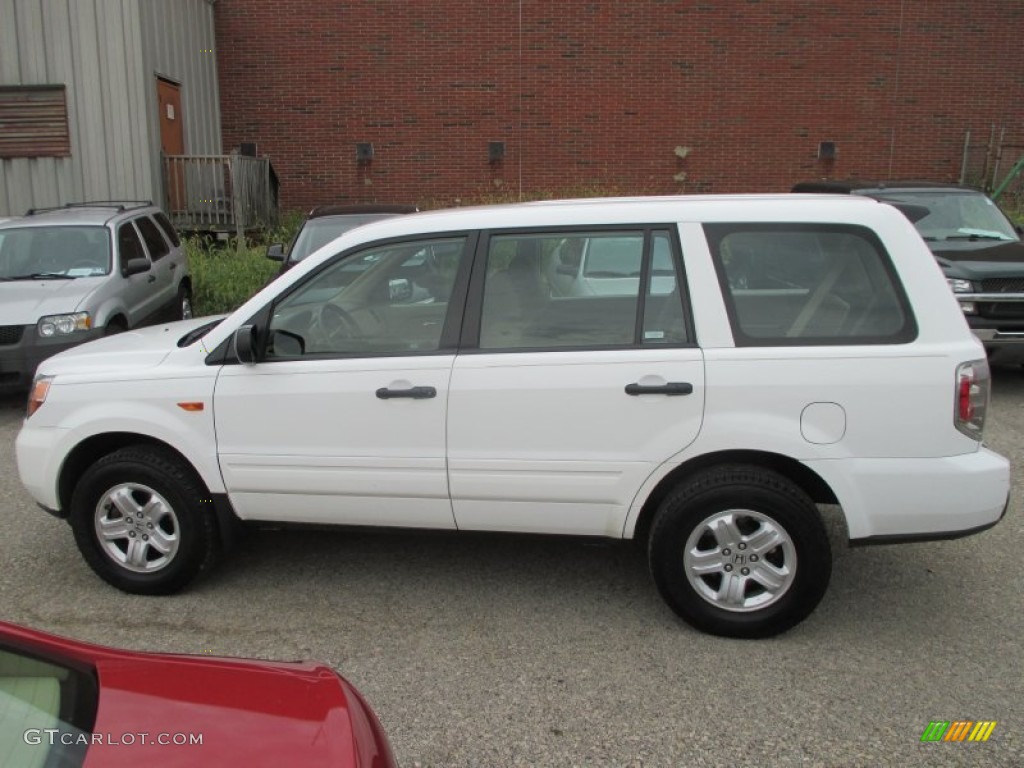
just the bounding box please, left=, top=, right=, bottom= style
left=267, top=204, right=416, bottom=276
left=793, top=181, right=1024, bottom=361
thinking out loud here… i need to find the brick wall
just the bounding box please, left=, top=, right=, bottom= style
left=215, top=0, right=1024, bottom=212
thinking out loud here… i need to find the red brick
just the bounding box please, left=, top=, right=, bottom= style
left=214, top=0, right=1024, bottom=210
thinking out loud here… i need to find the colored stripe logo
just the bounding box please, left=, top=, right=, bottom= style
left=921, top=721, right=997, bottom=742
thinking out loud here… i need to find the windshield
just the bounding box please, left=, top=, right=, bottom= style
left=288, top=214, right=402, bottom=263
left=873, top=191, right=1020, bottom=244
left=0, top=226, right=112, bottom=279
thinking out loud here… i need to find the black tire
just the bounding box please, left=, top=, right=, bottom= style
left=178, top=284, right=193, bottom=320
left=648, top=464, right=831, bottom=638
left=69, top=445, right=219, bottom=595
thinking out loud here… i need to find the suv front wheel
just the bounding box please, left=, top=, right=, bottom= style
left=649, top=465, right=831, bottom=638
left=178, top=284, right=193, bottom=320
left=69, top=446, right=218, bottom=594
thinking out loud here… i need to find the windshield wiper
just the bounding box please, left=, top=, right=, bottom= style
left=177, top=319, right=223, bottom=347
left=6, top=272, right=76, bottom=280
left=947, top=229, right=1014, bottom=242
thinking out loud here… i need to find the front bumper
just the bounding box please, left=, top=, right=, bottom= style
left=15, top=421, right=70, bottom=513
left=956, top=293, right=1024, bottom=349
left=0, top=324, right=103, bottom=393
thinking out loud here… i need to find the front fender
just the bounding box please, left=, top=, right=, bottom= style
left=27, top=370, right=223, bottom=510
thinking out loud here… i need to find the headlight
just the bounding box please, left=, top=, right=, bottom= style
left=946, top=278, right=974, bottom=294
left=38, top=312, right=91, bottom=337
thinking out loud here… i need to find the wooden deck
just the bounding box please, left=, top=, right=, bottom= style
left=162, top=153, right=278, bottom=236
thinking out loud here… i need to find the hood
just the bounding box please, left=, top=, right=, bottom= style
left=931, top=240, right=1024, bottom=280
left=0, top=277, right=104, bottom=324
left=84, top=654, right=381, bottom=768
left=37, top=317, right=215, bottom=377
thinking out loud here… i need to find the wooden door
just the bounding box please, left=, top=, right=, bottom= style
left=157, top=79, right=185, bottom=211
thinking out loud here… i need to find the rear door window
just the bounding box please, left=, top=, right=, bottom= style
left=117, top=222, right=149, bottom=266
left=477, top=228, right=690, bottom=349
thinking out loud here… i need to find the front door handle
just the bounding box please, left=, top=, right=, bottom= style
left=376, top=386, right=437, bottom=400
left=147, top=274, right=157, bottom=283
left=625, top=382, right=693, bottom=396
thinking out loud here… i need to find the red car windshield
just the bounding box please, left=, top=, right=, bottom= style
left=0, top=644, right=97, bottom=768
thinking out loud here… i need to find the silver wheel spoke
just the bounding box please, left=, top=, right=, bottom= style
left=148, top=527, right=176, bottom=555
left=707, top=515, right=742, bottom=549
left=687, top=548, right=727, bottom=575
left=140, top=496, right=165, bottom=522
left=97, top=517, right=131, bottom=541
left=109, top=487, right=142, bottom=518
left=125, top=538, right=149, bottom=568
left=717, top=573, right=747, bottom=607
left=746, top=524, right=784, bottom=556
left=749, top=561, right=788, bottom=591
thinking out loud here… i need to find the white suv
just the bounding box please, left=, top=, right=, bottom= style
left=15, top=195, right=1009, bottom=638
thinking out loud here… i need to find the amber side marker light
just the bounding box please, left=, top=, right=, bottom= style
left=27, top=376, right=53, bottom=418
left=177, top=402, right=205, bottom=412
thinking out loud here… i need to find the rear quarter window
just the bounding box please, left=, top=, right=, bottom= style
left=153, top=212, right=181, bottom=247
left=703, top=223, right=917, bottom=346
left=135, top=216, right=170, bottom=261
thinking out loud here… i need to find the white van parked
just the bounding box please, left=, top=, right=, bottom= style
left=15, top=195, right=1009, bottom=637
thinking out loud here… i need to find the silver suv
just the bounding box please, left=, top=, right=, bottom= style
left=0, top=201, right=191, bottom=393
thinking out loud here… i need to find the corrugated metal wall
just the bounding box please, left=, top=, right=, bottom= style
left=139, top=0, right=222, bottom=201
left=0, top=0, right=220, bottom=217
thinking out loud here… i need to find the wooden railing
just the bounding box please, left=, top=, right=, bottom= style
left=162, top=153, right=278, bottom=236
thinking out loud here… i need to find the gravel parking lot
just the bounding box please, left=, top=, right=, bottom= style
left=1, top=370, right=1022, bottom=768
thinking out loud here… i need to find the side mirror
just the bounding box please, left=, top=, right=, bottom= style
left=267, top=243, right=285, bottom=262
left=388, top=278, right=413, bottom=302
left=233, top=324, right=258, bottom=365
left=121, top=258, right=151, bottom=277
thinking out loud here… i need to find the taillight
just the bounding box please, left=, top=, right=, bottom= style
left=954, top=360, right=989, bottom=440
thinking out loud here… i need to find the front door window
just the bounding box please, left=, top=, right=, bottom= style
left=268, top=237, right=468, bottom=357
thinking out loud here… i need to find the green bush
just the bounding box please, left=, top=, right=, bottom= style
left=185, top=212, right=306, bottom=317
left=187, top=239, right=279, bottom=317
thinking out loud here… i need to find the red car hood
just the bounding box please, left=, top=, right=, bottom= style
left=0, top=621, right=393, bottom=768
left=85, top=653, right=391, bottom=768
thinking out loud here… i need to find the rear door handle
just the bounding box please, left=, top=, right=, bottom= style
left=147, top=274, right=157, bottom=283
left=376, top=386, right=437, bottom=400
left=169, top=263, right=177, bottom=271
left=625, top=382, right=693, bottom=396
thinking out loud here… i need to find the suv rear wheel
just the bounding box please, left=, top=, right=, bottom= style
left=649, top=465, right=831, bottom=638
left=69, top=446, right=218, bottom=594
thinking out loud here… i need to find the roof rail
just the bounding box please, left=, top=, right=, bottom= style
left=26, top=200, right=154, bottom=216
